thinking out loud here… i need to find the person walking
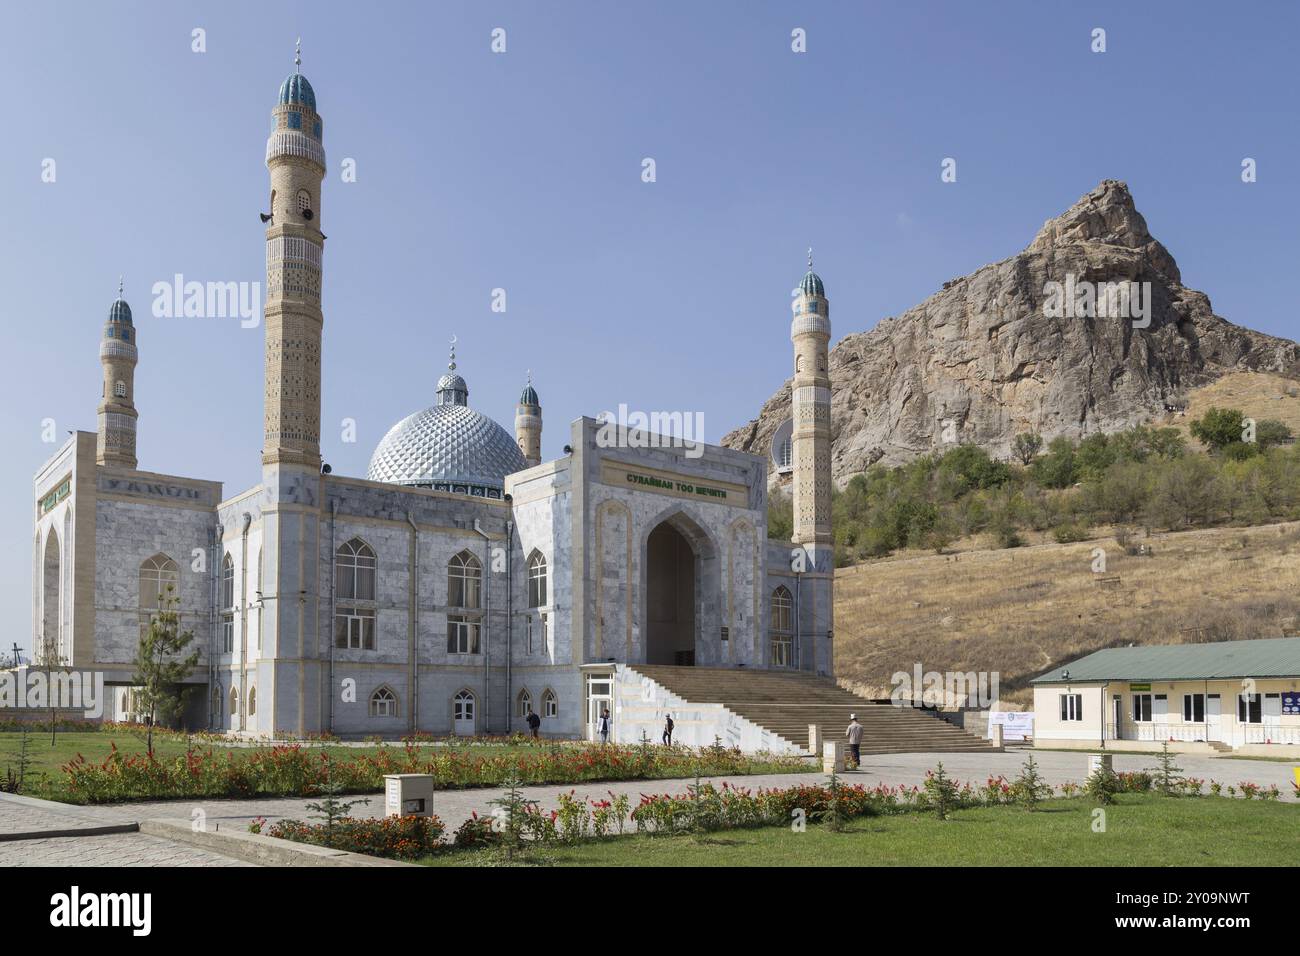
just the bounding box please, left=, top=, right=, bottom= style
left=525, top=707, right=541, bottom=740
left=662, top=713, right=675, bottom=746
left=845, top=714, right=863, bottom=769
left=597, top=707, right=611, bottom=744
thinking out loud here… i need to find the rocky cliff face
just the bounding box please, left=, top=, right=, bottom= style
left=723, top=181, right=1300, bottom=480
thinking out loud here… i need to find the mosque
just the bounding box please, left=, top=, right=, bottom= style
left=30, top=52, right=835, bottom=744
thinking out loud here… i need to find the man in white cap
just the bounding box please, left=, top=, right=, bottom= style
left=845, top=714, right=863, bottom=769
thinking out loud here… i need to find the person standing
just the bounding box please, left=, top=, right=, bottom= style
left=598, top=707, right=611, bottom=744
left=525, top=707, right=541, bottom=740
left=662, top=713, right=675, bottom=746
left=845, top=714, right=863, bottom=769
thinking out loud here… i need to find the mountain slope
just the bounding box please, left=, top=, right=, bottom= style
left=724, top=181, right=1300, bottom=478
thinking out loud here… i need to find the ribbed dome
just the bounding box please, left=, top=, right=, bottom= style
left=279, top=73, right=316, bottom=110
left=798, top=270, right=825, bottom=297
left=519, top=384, right=539, bottom=406
left=367, top=403, right=528, bottom=492
left=108, top=297, right=133, bottom=325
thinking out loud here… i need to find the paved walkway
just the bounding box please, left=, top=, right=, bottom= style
left=2, top=748, right=1294, bottom=864
left=74, top=747, right=1300, bottom=835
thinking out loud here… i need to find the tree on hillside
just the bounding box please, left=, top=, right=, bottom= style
left=1012, top=432, right=1043, bottom=466
left=1031, top=436, right=1078, bottom=489
left=1153, top=454, right=1220, bottom=529
left=131, top=587, right=199, bottom=757
left=767, top=490, right=793, bottom=541
left=1190, top=407, right=1246, bottom=452
left=1255, top=419, right=1294, bottom=450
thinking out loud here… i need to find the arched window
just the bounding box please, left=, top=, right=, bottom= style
left=229, top=686, right=239, bottom=717
left=527, top=551, right=547, bottom=608
left=114, top=380, right=127, bottom=398
left=542, top=688, right=558, bottom=719
left=370, top=686, right=398, bottom=717
left=139, top=553, right=179, bottom=635
left=220, top=553, right=235, bottom=653
left=448, top=550, right=481, bottom=608
left=516, top=687, right=532, bottom=718
left=770, top=586, right=794, bottom=668
left=335, top=538, right=376, bottom=652
left=247, top=686, right=257, bottom=717
left=336, top=538, right=376, bottom=601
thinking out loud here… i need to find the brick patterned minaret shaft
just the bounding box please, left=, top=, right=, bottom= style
left=515, top=373, right=542, bottom=467
left=97, top=281, right=138, bottom=468
left=790, top=251, right=832, bottom=569
left=262, top=42, right=326, bottom=469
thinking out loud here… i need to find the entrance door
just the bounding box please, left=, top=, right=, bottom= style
left=1206, top=694, right=1222, bottom=742
left=453, top=690, right=475, bottom=736
left=585, top=675, right=612, bottom=742
left=645, top=522, right=697, bottom=665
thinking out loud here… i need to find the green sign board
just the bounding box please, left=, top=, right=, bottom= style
left=39, top=479, right=70, bottom=515
left=1129, top=682, right=1152, bottom=692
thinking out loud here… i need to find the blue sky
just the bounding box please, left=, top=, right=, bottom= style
left=3, top=1, right=1298, bottom=652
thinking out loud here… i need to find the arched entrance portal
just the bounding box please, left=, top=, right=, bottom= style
left=41, top=529, right=60, bottom=663
left=643, top=512, right=718, bottom=666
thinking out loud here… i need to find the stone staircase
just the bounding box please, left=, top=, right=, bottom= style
left=631, top=665, right=999, bottom=755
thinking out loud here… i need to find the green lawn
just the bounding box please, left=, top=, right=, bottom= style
left=424, top=795, right=1300, bottom=867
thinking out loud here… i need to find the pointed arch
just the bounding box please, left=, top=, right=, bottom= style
left=451, top=687, right=477, bottom=735
left=220, top=551, right=235, bottom=653
left=228, top=685, right=239, bottom=717
left=515, top=686, right=532, bottom=718
left=448, top=549, right=482, bottom=608
left=247, top=685, right=257, bottom=717
left=40, top=527, right=60, bottom=665
left=526, top=549, right=547, bottom=608
left=369, top=684, right=399, bottom=718
left=541, top=687, right=558, bottom=719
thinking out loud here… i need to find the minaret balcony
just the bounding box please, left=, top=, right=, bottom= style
left=265, top=130, right=326, bottom=168
left=99, top=340, right=138, bottom=362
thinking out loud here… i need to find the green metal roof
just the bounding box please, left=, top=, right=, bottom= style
left=1031, top=637, right=1300, bottom=684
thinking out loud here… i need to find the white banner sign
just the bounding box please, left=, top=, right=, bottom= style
left=988, top=711, right=1034, bottom=741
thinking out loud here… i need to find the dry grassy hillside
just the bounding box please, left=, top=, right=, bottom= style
left=1167, top=371, right=1300, bottom=447
left=834, top=521, right=1300, bottom=708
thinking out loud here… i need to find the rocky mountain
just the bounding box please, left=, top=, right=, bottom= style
left=723, top=180, right=1300, bottom=480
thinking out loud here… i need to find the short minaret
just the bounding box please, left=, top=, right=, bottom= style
left=515, top=371, right=542, bottom=467
left=790, top=249, right=832, bottom=569
left=262, top=39, right=326, bottom=469
left=97, top=278, right=139, bottom=469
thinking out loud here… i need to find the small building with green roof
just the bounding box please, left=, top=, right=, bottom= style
left=1031, top=637, right=1300, bottom=756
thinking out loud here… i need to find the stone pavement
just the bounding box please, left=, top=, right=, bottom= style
left=0, top=832, right=252, bottom=867
left=3, top=747, right=1294, bottom=865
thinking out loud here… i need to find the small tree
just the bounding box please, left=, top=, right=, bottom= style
left=130, top=586, right=199, bottom=757
left=304, top=761, right=371, bottom=849
left=1013, top=754, right=1050, bottom=810
left=1189, top=407, right=1246, bottom=452
left=1, top=726, right=35, bottom=794
left=924, top=762, right=958, bottom=820
left=35, top=629, right=67, bottom=746
left=1151, top=742, right=1184, bottom=796
left=1084, top=764, right=1121, bottom=805
left=488, top=772, right=537, bottom=861
left=1013, top=432, right=1044, bottom=466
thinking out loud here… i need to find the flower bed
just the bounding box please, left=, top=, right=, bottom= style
left=59, top=740, right=809, bottom=804
left=254, top=814, right=445, bottom=860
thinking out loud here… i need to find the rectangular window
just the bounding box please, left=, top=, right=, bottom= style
left=221, top=613, right=234, bottom=653
left=1132, top=693, right=1152, bottom=722
left=1060, top=693, right=1083, bottom=722
left=541, top=612, right=549, bottom=655
left=1182, top=693, right=1205, bottom=722
left=447, top=616, right=481, bottom=654
left=1238, top=694, right=1263, bottom=724
left=525, top=615, right=533, bottom=655
left=334, top=608, right=376, bottom=650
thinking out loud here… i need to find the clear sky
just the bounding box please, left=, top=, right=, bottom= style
left=4, top=1, right=1298, bottom=655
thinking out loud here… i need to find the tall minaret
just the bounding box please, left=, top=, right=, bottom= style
left=262, top=39, right=326, bottom=469
left=790, top=249, right=832, bottom=569
left=97, top=278, right=139, bottom=469
left=515, top=371, right=542, bottom=467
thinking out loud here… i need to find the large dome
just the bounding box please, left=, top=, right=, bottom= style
left=367, top=404, right=527, bottom=497
left=367, top=346, right=527, bottom=498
